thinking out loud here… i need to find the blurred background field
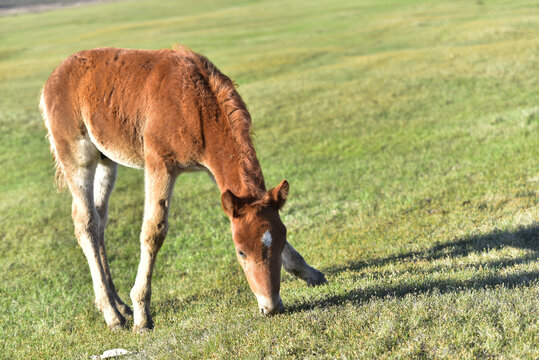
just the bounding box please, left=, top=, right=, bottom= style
left=0, top=0, right=537, bottom=358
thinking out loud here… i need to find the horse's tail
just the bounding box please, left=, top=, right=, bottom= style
left=40, top=89, right=66, bottom=191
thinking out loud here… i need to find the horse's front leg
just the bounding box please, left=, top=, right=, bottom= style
left=130, top=162, right=177, bottom=332
left=282, top=242, right=327, bottom=286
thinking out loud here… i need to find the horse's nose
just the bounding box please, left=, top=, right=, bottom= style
left=256, top=294, right=284, bottom=316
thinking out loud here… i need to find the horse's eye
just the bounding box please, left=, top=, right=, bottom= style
left=238, top=250, right=246, bottom=259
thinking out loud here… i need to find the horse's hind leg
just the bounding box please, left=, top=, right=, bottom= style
left=94, top=157, right=132, bottom=318
left=282, top=242, right=327, bottom=286
left=64, top=138, right=126, bottom=329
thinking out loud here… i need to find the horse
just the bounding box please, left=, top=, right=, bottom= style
left=40, top=46, right=327, bottom=331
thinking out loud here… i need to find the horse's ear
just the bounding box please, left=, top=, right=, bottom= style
left=222, top=189, right=242, bottom=217
left=268, top=179, right=289, bottom=210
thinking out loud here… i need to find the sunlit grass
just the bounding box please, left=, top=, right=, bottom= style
left=0, top=0, right=538, bottom=358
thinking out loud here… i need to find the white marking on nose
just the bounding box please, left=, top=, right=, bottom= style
left=255, top=293, right=283, bottom=315
left=261, top=230, right=272, bottom=248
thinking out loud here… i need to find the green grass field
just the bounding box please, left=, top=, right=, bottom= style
left=1, top=0, right=538, bottom=358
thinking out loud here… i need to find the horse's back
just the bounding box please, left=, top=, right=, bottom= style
left=42, top=47, right=218, bottom=170
left=44, top=47, right=177, bottom=120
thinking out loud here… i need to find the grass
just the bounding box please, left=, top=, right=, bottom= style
left=0, top=0, right=538, bottom=358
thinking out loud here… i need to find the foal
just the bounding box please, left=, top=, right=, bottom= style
left=41, top=46, right=326, bottom=331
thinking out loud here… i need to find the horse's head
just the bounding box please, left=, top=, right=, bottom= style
left=221, top=180, right=289, bottom=315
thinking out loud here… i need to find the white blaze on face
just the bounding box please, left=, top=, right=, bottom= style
left=261, top=230, right=272, bottom=248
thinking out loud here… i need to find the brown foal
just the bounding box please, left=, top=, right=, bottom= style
left=41, top=46, right=326, bottom=331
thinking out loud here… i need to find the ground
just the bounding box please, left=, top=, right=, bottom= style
left=0, top=0, right=537, bottom=358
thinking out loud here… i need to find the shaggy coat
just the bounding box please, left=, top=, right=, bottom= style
left=41, top=46, right=326, bottom=330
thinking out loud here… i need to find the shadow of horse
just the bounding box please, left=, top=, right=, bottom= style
left=287, top=223, right=538, bottom=313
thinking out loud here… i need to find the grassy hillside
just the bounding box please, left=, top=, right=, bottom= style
left=0, top=0, right=537, bottom=358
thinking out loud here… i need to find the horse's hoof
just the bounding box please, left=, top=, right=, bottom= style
left=105, top=310, right=126, bottom=331
left=306, top=270, right=328, bottom=286
left=108, top=322, right=126, bottom=332
left=133, top=324, right=153, bottom=333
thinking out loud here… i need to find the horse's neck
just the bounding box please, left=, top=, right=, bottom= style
left=204, top=150, right=266, bottom=199
left=202, top=126, right=266, bottom=199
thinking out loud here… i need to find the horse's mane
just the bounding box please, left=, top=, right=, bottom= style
left=173, top=45, right=266, bottom=196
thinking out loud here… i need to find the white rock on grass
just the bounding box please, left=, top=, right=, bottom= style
left=90, top=348, right=132, bottom=359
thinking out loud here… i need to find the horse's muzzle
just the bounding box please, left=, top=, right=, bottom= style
left=256, top=294, right=284, bottom=316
